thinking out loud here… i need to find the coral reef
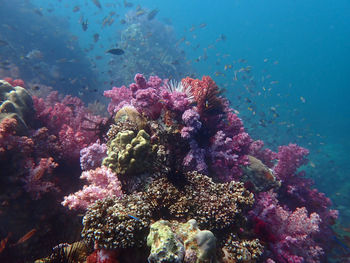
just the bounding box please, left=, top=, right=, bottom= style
left=33, top=91, right=103, bottom=160
left=55, top=74, right=338, bottom=263
left=252, top=191, right=324, bottom=263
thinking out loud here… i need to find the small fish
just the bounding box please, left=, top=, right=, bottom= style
left=93, top=33, right=100, bottom=43
left=92, top=0, right=102, bottom=9
left=300, top=96, right=306, bottom=103
left=73, top=6, right=80, bottom=12
left=219, top=34, right=227, bottom=41
left=106, top=48, right=125, bottom=55
left=189, top=26, right=196, bottom=32
left=14, top=229, right=36, bottom=245
left=124, top=0, right=133, bottom=7
left=199, top=23, right=207, bottom=28
left=224, top=64, right=232, bottom=71
left=25, top=49, right=43, bottom=60
left=1, top=60, right=11, bottom=66
left=82, top=19, right=89, bottom=31
left=108, top=18, right=115, bottom=26
left=147, top=8, right=159, bottom=20
left=120, top=19, right=126, bottom=24
left=270, top=80, right=279, bottom=85
left=0, top=40, right=9, bottom=46
left=0, top=233, right=11, bottom=253
left=136, top=10, right=146, bottom=17
left=128, top=214, right=140, bottom=221
left=34, top=8, right=44, bottom=16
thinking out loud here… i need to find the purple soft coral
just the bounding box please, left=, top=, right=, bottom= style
left=181, top=108, right=202, bottom=139
left=80, top=141, right=107, bottom=171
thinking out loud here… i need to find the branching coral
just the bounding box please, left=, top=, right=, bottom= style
left=222, top=235, right=263, bottom=263
left=82, top=193, right=153, bottom=249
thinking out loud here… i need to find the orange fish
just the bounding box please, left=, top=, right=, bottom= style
left=14, top=229, right=36, bottom=246
left=0, top=233, right=11, bottom=253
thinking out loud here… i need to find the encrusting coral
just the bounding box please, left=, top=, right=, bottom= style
left=147, top=219, right=217, bottom=263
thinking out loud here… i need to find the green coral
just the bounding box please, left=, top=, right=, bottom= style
left=147, top=220, right=185, bottom=263
left=0, top=80, right=35, bottom=134
left=102, top=129, right=156, bottom=175
left=147, top=219, right=217, bottom=263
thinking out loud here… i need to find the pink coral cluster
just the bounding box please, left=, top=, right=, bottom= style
left=23, top=157, right=59, bottom=200
left=0, top=118, right=34, bottom=156
left=253, top=191, right=324, bottom=263
left=62, top=166, right=123, bottom=210
left=33, top=91, right=103, bottom=159
left=273, top=144, right=309, bottom=181
left=3, top=77, right=25, bottom=88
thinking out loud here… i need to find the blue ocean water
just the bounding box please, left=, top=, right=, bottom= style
left=0, top=0, right=349, bottom=260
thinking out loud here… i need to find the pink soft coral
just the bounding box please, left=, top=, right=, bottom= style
left=273, top=144, right=309, bottom=181
left=62, top=166, right=123, bottom=210
left=33, top=91, right=103, bottom=159
left=22, top=157, right=59, bottom=200
left=253, top=191, right=324, bottom=263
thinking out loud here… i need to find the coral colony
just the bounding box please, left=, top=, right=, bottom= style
left=0, top=74, right=337, bottom=263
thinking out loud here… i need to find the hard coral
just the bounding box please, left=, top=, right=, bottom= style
left=82, top=193, right=153, bottom=249
left=147, top=219, right=216, bottom=263
left=222, top=235, right=263, bottom=263
left=102, top=129, right=156, bottom=176
left=146, top=171, right=255, bottom=231
left=0, top=80, right=35, bottom=133
left=81, top=171, right=254, bottom=250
